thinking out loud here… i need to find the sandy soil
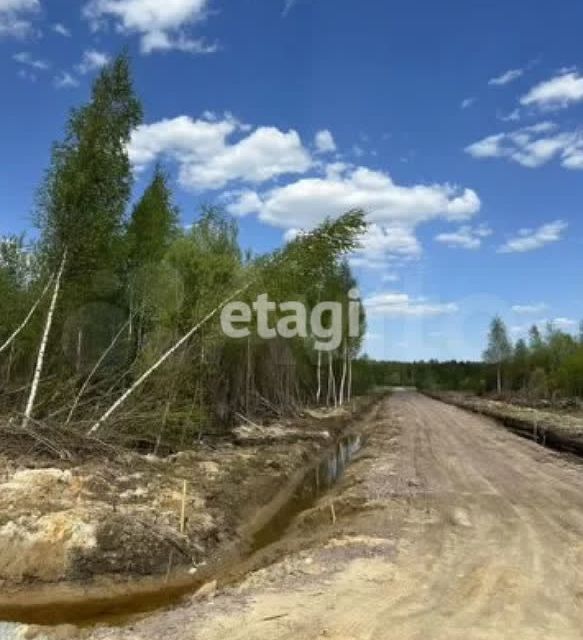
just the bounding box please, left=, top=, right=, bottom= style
left=65, top=390, right=583, bottom=640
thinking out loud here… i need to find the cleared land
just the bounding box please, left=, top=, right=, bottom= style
left=11, top=391, right=583, bottom=639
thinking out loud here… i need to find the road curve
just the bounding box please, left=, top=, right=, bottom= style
left=88, top=391, right=583, bottom=640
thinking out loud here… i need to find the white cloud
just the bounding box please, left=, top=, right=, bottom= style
left=466, top=122, right=583, bottom=170
left=84, top=0, right=216, bottom=54
left=498, top=108, right=521, bottom=122
left=13, top=50, right=49, bottom=70
left=283, top=228, right=300, bottom=243
left=282, top=0, right=297, bottom=16
left=498, top=220, right=567, bottom=253
left=512, top=303, right=548, bottom=314
left=52, top=22, right=71, bottom=37
left=227, top=164, right=480, bottom=230
left=521, top=71, right=583, bottom=110
left=76, top=49, right=110, bottom=74
left=314, top=129, right=336, bottom=153
left=435, top=224, right=491, bottom=249
left=489, top=68, right=523, bottom=86
left=553, top=317, right=577, bottom=330
left=227, top=163, right=480, bottom=267
left=140, top=30, right=217, bottom=54
left=381, top=273, right=399, bottom=283
left=130, top=113, right=481, bottom=267
left=461, top=97, right=475, bottom=109
left=54, top=71, right=80, bottom=89
left=364, top=292, right=458, bottom=318
left=0, top=0, right=38, bottom=38
left=514, top=316, right=578, bottom=336
left=349, top=223, right=422, bottom=269
left=128, top=114, right=312, bottom=190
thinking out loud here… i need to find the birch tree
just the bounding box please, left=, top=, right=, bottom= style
left=483, top=316, right=512, bottom=394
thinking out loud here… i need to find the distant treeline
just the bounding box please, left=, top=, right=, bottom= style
left=355, top=316, right=583, bottom=400
left=351, top=358, right=488, bottom=394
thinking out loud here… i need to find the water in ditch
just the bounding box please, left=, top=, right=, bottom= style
left=0, top=432, right=363, bottom=628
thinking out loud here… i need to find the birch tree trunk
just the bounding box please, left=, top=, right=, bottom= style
left=65, top=318, right=130, bottom=426
left=76, top=328, right=83, bottom=374
left=316, top=350, right=322, bottom=404
left=347, top=351, right=353, bottom=403
left=327, top=352, right=337, bottom=408
left=88, top=284, right=249, bottom=435
left=246, top=335, right=251, bottom=414
left=23, top=250, right=67, bottom=429
left=338, top=341, right=348, bottom=407
left=0, top=274, right=55, bottom=355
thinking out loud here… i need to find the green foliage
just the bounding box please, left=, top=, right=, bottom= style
left=0, top=57, right=372, bottom=446
left=127, top=166, right=179, bottom=268
left=36, top=52, right=143, bottom=278
left=483, top=316, right=512, bottom=365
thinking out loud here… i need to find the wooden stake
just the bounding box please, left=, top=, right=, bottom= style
left=330, top=500, right=336, bottom=525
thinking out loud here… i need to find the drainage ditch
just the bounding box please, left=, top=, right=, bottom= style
left=0, top=433, right=364, bottom=628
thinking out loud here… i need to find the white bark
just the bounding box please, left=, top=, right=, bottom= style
left=316, top=350, right=322, bottom=404
left=88, top=284, right=250, bottom=435
left=0, top=274, right=54, bottom=355
left=327, top=352, right=337, bottom=408
left=76, top=328, right=83, bottom=374
left=338, top=341, right=348, bottom=407
left=23, top=251, right=67, bottom=429
left=65, top=318, right=130, bottom=426
left=347, top=352, right=353, bottom=402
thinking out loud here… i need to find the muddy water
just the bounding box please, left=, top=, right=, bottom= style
left=0, top=433, right=363, bottom=628
left=250, top=433, right=362, bottom=552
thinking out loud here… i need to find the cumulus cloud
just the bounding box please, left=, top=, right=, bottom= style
left=498, top=220, right=567, bottom=253
left=349, top=224, right=422, bottom=269
left=498, top=108, right=521, bottom=123
left=0, top=0, right=38, bottom=38
left=76, top=49, right=110, bottom=74
left=489, top=68, right=524, bottom=86
left=381, top=273, right=399, bottom=283
left=314, top=129, right=336, bottom=153
left=13, top=50, right=49, bottom=70
left=227, top=163, right=479, bottom=266
left=434, top=224, right=491, bottom=249
left=83, top=0, right=217, bottom=54
left=466, top=122, right=583, bottom=170
left=54, top=71, right=80, bottom=89
left=521, top=71, right=583, bottom=110
left=227, top=164, right=480, bottom=229
left=460, top=97, right=475, bottom=109
left=52, top=22, right=71, bottom=37
left=553, top=317, right=577, bottom=330
left=128, top=114, right=312, bottom=190
left=364, top=292, right=458, bottom=317
left=130, top=113, right=480, bottom=267
left=512, top=303, right=548, bottom=314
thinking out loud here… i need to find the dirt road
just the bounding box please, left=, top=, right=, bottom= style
left=81, top=392, right=583, bottom=639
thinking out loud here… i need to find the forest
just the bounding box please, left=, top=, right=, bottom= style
left=360, top=316, right=583, bottom=402
left=0, top=54, right=368, bottom=452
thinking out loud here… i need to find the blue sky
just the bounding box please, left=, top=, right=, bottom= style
left=1, top=0, right=583, bottom=361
